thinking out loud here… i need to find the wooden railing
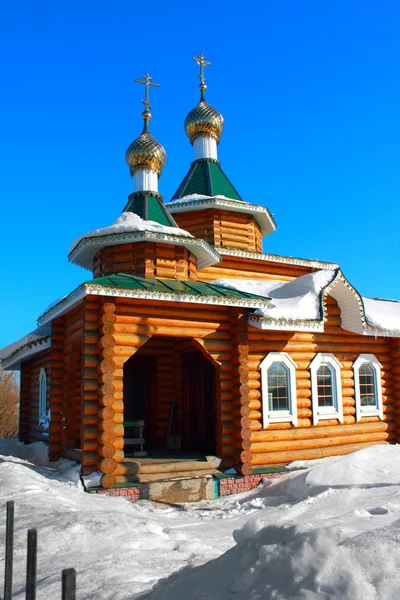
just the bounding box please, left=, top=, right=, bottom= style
left=2, top=501, right=76, bottom=599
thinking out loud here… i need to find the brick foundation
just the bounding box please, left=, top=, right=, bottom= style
left=90, top=486, right=147, bottom=502
left=218, top=472, right=287, bottom=497
left=88, top=472, right=287, bottom=502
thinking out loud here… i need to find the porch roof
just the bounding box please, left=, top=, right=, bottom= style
left=88, top=273, right=271, bottom=302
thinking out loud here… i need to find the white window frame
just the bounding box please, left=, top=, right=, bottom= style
left=260, top=352, right=298, bottom=428
left=310, top=353, right=343, bottom=425
left=353, top=354, right=383, bottom=421
left=39, top=368, right=48, bottom=427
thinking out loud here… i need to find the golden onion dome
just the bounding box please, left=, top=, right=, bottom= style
left=125, top=124, right=166, bottom=177
left=184, top=101, right=224, bottom=145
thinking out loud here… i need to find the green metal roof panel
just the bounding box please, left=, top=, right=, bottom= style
left=208, top=161, right=242, bottom=200
left=171, top=159, right=243, bottom=201
left=87, top=273, right=268, bottom=302
left=124, top=193, right=178, bottom=227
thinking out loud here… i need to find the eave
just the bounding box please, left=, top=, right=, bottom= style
left=68, top=230, right=221, bottom=271
left=38, top=279, right=272, bottom=326
left=168, top=196, right=277, bottom=237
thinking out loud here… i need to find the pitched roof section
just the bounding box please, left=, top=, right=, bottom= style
left=124, top=192, right=178, bottom=227
left=90, top=273, right=268, bottom=301
left=171, top=159, right=242, bottom=201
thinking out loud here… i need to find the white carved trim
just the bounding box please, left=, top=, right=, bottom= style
left=218, top=248, right=339, bottom=270
left=353, top=354, right=383, bottom=421
left=1, top=338, right=52, bottom=371
left=248, top=315, right=324, bottom=332
left=168, top=197, right=276, bottom=237
left=260, top=352, right=298, bottom=428
left=310, top=353, right=343, bottom=425
left=68, top=230, right=221, bottom=272
left=38, top=283, right=270, bottom=326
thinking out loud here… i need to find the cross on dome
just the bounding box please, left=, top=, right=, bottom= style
left=134, top=73, right=160, bottom=132
left=192, top=53, right=210, bottom=101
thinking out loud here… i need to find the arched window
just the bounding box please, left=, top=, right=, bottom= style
left=310, top=353, right=343, bottom=425
left=260, top=352, right=298, bottom=428
left=39, top=368, right=48, bottom=426
left=353, top=354, right=383, bottom=421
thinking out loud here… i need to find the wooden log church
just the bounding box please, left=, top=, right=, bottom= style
left=2, top=55, right=400, bottom=495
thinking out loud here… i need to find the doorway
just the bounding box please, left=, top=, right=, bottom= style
left=181, top=350, right=216, bottom=454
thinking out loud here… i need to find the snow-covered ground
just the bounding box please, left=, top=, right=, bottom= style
left=1, top=440, right=400, bottom=599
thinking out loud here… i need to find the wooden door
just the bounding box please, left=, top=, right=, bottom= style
left=123, top=356, right=156, bottom=447
left=181, top=350, right=216, bottom=454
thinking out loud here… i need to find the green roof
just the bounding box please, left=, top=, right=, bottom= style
left=87, top=273, right=268, bottom=302
left=171, top=159, right=242, bottom=201
left=124, top=192, right=178, bottom=228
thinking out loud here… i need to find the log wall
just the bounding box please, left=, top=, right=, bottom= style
left=49, top=317, right=65, bottom=458
left=93, top=242, right=198, bottom=280
left=247, top=296, right=396, bottom=466
left=22, top=349, right=52, bottom=443
left=91, top=297, right=232, bottom=487
left=61, top=305, right=83, bottom=452
left=173, top=209, right=262, bottom=253
left=200, top=254, right=318, bottom=283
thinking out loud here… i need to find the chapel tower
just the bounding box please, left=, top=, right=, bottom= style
left=68, top=73, right=219, bottom=280
left=168, top=54, right=276, bottom=253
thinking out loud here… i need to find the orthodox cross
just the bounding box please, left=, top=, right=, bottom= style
left=134, top=73, right=160, bottom=113
left=192, top=53, right=211, bottom=88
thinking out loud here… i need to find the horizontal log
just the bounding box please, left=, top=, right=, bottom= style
left=251, top=432, right=393, bottom=455
left=251, top=420, right=395, bottom=443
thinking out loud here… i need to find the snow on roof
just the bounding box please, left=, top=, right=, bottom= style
left=214, top=270, right=336, bottom=321
left=363, top=296, right=400, bottom=336
left=70, top=211, right=193, bottom=253
left=0, top=325, right=52, bottom=369
left=169, top=193, right=237, bottom=205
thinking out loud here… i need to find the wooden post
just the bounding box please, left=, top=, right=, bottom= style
left=49, top=317, right=65, bottom=459
left=19, top=363, right=31, bottom=443
left=98, top=301, right=118, bottom=488
left=80, top=297, right=101, bottom=475
left=26, top=529, right=37, bottom=600
left=4, top=501, right=14, bottom=600
left=62, top=568, right=76, bottom=600
left=231, top=308, right=253, bottom=476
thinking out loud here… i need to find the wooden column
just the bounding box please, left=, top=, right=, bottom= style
left=96, top=301, right=119, bottom=488
left=49, top=317, right=65, bottom=459
left=231, top=308, right=253, bottom=475
left=19, top=361, right=32, bottom=443
left=391, top=338, right=400, bottom=443
left=80, top=298, right=101, bottom=475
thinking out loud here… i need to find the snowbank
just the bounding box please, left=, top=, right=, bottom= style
left=363, top=296, right=400, bottom=335
left=215, top=270, right=335, bottom=321
left=147, top=445, right=400, bottom=600
left=70, top=211, right=193, bottom=253
left=3, top=441, right=400, bottom=599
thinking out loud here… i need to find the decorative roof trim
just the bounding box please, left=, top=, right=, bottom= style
left=38, top=283, right=270, bottom=327
left=68, top=230, right=221, bottom=271
left=218, top=248, right=339, bottom=270
left=1, top=337, right=52, bottom=371
left=248, top=315, right=324, bottom=332
left=249, top=269, right=399, bottom=338
left=168, top=197, right=276, bottom=237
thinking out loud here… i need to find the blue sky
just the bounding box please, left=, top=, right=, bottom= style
left=0, top=0, right=399, bottom=348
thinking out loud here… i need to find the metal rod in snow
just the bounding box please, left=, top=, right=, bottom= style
left=26, top=529, right=37, bottom=600
left=62, top=569, right=76, bottom=600
left=4, top=501, right=14, bottom=600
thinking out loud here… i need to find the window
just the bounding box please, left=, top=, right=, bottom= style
left=39, top=368, right=48, bottom=427
left=310, top=353, right=343, bottom=425
left=260, top=352, right=298, bottom=428
left=353, top=354, right=383, bottom=421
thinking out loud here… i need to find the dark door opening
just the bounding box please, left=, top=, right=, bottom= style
left=123, top=355, right=157, bottom=448
left=181, top=350, right=216, bottom=454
